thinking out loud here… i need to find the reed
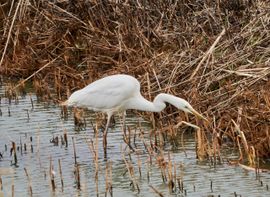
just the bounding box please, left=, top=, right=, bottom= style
left=24, top=168, right=33, bottom=196
left=173, top=162, right=177, bottom=193
left=26, top=109, right=30, bottom=121
left=147, top=158, right=150, bottom=183
left=136, top=152, right=142, bottom=179
left=72, top=137, right=77, bottom=164
left=74, top=164, right=81, bottom=190
left=109, top=161, right=113, bottom=197
left=72, top=137, right=81, bottom=189
left=122, top=148, right=140, bottom=193
left=19, top=137, right=22, bottom=155
left=30, top=136, right=33, bottom=153
left=178, top=163, right=184, bottom=194
left=232, top=119, right=255, bottom=165
left=86, top=123, right=100, bottom=196
left=149, top=185, right=164, bottom=197
left=167, top=153, right=174, bottom=194
left=50, top=136, right=59, bottom=146
left=175, top=121, right=209, bottom=160
left=11, top=141, right=17, bottom=165
left=23, top=143, right=26, bottom=152
left=105, top=162, right=109, bottom=197
left=211, top=122, right=222, bottom=165
left=156, top=153, right=167, bottom=183
left=133, top=128, right=137, bottom=148
left=95, top=135, right=99, bottom=197
left=29, top=93, right=34, bottom=109
left=73, top=108, right=86, bottom=129
left=61, top=105, right=68, bottom=120
left=58, top=159, right=64, bottom=190
left=0, top=177, right=2, bottom=191
left=49, top=156, right=56, bottom=191
left=63, top=129, right=68, bottom=147
left=105, top=161, right=113, bottom=197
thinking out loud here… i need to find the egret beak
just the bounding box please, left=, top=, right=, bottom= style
left=60, top=100, right=68, bottom=106
left=190, top=108, right=208, bottom=122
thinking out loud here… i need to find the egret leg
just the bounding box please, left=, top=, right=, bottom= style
left=122, top=111, right=126, bottom=133
left=103, top=112, right=112, bottom=157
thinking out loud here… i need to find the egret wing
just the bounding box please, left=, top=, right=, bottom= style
left=69, top=75, right=139, bottom=111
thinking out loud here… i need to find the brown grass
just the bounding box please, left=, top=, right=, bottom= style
left=0, top=0, right=270, bottom=158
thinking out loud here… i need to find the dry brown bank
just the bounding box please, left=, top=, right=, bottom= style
left=0, top=0, right=270, bottom=158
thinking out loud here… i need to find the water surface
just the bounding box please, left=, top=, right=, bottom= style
left=0, top=84, right=270, bottom=197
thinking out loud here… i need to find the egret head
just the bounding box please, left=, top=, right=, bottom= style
left=60, top=96, right=77, bottom=107
left=60, top=98, right=77, bottom=107
left=178, top=98, right=208, bottom=121
left=60, top=90, right=80, bottom=107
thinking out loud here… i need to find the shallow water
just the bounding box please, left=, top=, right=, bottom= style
left=0, top=84, right=270, bottom=197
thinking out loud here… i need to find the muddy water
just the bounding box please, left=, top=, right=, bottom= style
left=0, top=84, right=270, bottom=197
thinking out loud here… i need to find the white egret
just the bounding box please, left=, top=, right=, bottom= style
left=62, top=74, right=207, bottom=154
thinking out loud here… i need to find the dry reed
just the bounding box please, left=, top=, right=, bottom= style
left=24, top=167, right=33, bottom=196
left=1, top=0, right=270, bottom=159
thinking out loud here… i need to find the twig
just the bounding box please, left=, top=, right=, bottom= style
left=0, top=0, right=23, bottom=67
left=190, top=28, right=226, bottom=79
left=12, top=55, right=61, bottom=90
left=149, top=185, right=164, bottom=197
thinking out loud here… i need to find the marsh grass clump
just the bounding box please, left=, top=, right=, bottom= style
left=0, top=0, right=270, bottom=159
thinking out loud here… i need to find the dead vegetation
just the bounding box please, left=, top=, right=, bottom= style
left=0, top=0, right=270, bottom=158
